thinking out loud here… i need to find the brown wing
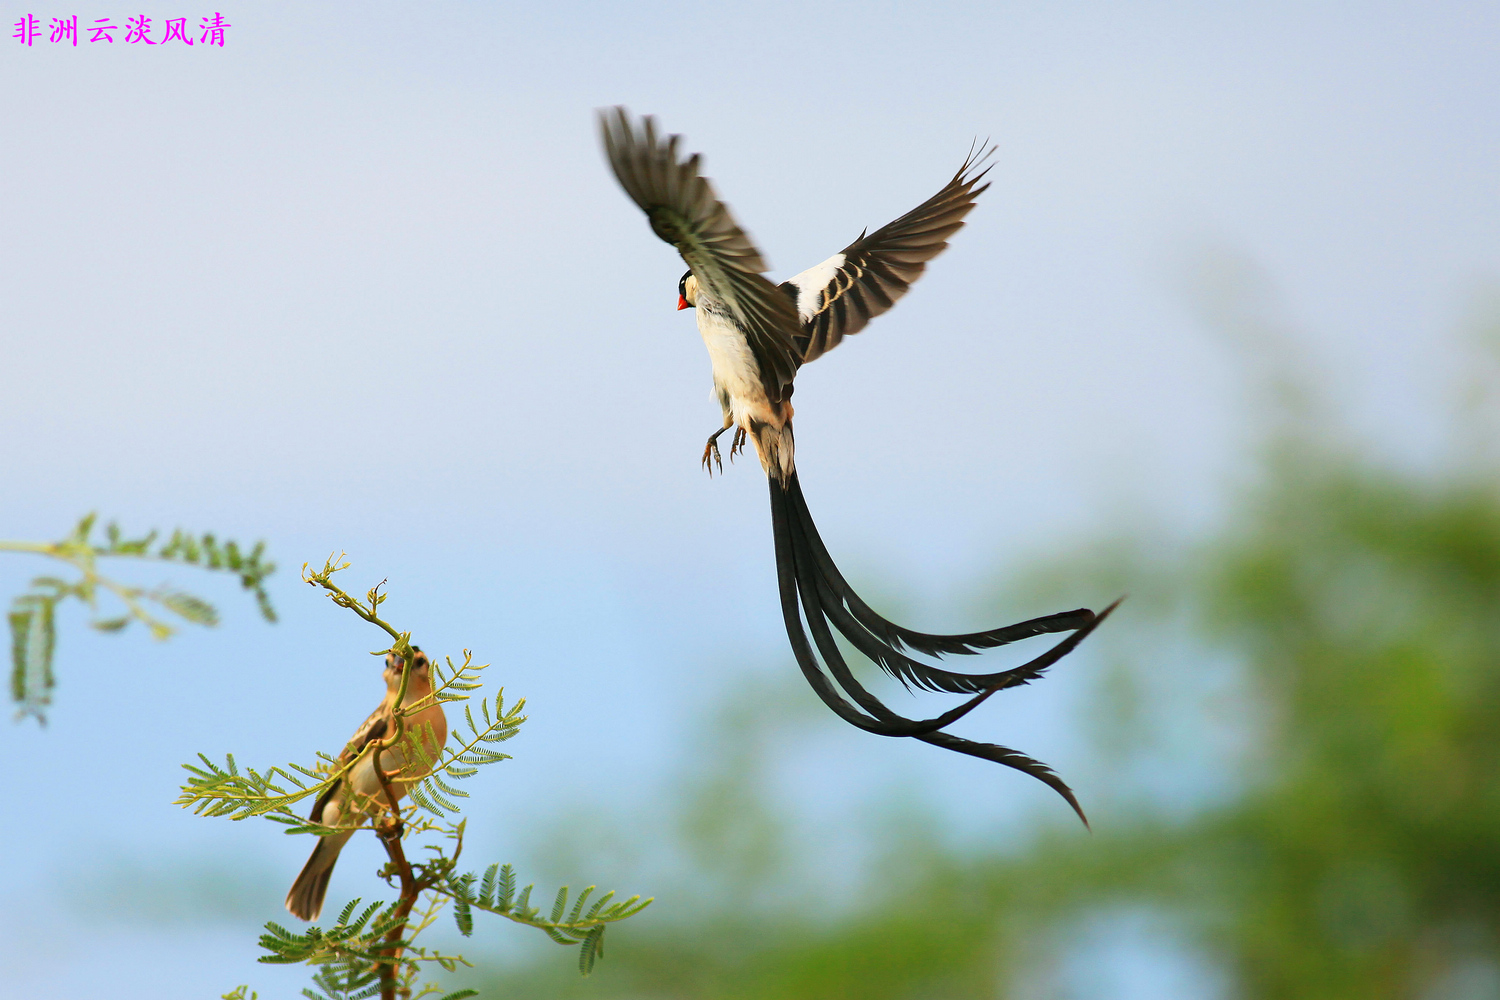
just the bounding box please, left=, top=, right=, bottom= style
left=308, top=705, right=389, bottom=821
left=600, top=107, right=803, bottom=403
left=781, top=145, right=995, bottom=364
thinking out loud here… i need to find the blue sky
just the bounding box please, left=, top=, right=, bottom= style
left=2, top=2, right=1496, bottom=995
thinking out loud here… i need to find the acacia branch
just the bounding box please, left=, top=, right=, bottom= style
left=372, top=749, right=438, bottom=1000
left=303, top=556, right=422, bottom=756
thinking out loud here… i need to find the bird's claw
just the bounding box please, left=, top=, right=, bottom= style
left=703, top=425, right=743, bottom=475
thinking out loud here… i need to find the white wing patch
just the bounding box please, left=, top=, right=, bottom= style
left=786, top=253, right=846, bottom=322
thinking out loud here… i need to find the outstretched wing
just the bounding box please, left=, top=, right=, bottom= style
left=600, top=107, right=802, bottom=403
left=781, top=144, right=995, bottom=364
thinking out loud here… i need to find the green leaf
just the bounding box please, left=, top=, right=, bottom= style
left=498, top=864, right=517, bottom=907
left=10, top=609, right=32, bottom=706
left=567, top=886, right=595, bottom=924
left=157, top=590, right=220, bottom=626
left=336, top=898, right=362, bottom=926
left=37, top=596, right=54, bottom=692
left=453, top=895, right=473, bottom=937
left=9, top=594, right=56, bottom=721
left=579, top=926, right=605, bottom=975
left=478, top=863, right=499, bottom=907
left=584, top=889, right=614, bottom=921
left=72, top=512, right=97, bottom=543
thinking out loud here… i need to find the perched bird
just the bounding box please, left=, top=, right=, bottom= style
left=285, top=649, right=448, bottom=921
left=600, top=109, right=1116, bottom=825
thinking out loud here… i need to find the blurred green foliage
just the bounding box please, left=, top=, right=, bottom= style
left=3, top=515, right=276, bottom=722
left=467, top=363, right=1500, bottom=994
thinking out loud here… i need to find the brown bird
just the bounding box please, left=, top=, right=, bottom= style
left=601, top=109, right=1115, bottom=825
left=285, top=649, right=448, bottom=921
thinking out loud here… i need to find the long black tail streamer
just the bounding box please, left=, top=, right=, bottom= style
left=770, top=471, right=1119, bottom=827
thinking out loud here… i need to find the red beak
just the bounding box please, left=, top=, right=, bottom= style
left=677, top=295, right=690, bottom=311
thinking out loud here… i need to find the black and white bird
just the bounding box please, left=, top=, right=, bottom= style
left=600, top=108, right=1115, bottom=825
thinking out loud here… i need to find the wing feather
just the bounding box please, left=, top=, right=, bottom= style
left=600, top=108, right=801, bottom=401
left=783, top=144, right=995, bottom=363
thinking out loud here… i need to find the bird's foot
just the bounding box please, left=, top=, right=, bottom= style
left=730, top=427, right=747, bottom=461
left=702, top=427, right=729, bottom=475
left=376, top=812, right=404, bottom=844
left=702, top=439, right=722, bottom=474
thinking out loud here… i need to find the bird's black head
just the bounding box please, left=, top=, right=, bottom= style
left=677, top=270, right=696, bottom=311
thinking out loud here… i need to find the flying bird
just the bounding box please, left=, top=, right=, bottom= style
left=286, top=649, right=448, bottom=921
left=600, top=109, right=1116, bottom=826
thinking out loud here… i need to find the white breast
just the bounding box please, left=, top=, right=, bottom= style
left=696, top=299, right=766, bottom=418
